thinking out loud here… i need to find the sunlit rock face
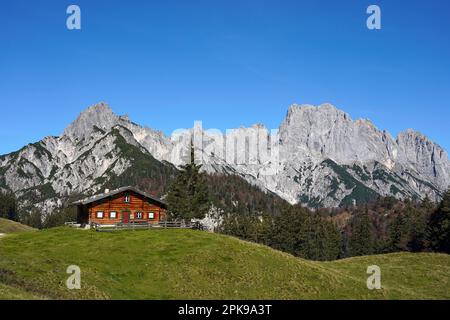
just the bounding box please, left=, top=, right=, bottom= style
left=1, top=102, right=449, bottom=214
left=186, top=103, right=449, bottom=207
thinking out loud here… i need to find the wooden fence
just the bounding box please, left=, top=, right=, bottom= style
left=93, top=221, right=204, bottom=232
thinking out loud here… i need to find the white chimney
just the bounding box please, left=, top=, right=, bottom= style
left=104, top=188, right=110, bottom=194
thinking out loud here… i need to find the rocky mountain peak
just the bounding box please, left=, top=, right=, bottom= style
left=397, top=128, right=432, bottom=145
left=396, top=128, right=450, bottom=190
left=63, top=102, right=119, bottom=140
left=397, top=128, right=443, bottom=155
left=284, top=103, right=350, bottom=126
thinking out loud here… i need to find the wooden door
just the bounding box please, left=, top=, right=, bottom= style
left=122, top=211, right=130, bottom=223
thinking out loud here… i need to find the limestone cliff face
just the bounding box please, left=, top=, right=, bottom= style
left=278, top=104, right=397, bottom=166
left=186, top=103, right=449, bottom=207
left=396, top=129, right=450, bottom=190
left=0, top=102, right=448, bottom=213
left=269, top=104, right=449, bottom=206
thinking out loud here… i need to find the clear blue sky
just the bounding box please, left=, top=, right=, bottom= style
left=1, top=0, right=450, bottom=155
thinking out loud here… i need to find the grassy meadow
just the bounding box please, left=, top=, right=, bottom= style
left=0, top=226, right=449, bottom=300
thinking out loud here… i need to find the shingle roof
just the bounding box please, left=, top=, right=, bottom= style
left=72, top=186, right=167, bottom=207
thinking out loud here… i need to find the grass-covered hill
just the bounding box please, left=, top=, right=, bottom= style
left=0, top=227, right=449, bottom=300
left=0, top=218, right=35, bottom=234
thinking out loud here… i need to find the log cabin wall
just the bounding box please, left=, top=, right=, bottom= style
left=88, top=190, right=166, bottom=225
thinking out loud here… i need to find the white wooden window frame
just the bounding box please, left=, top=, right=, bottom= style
left=110, top=211, right=117, bottom=219
left=136, top=212, right=142, bottom=219
left=96, top=211, right=104, bottom=219
left=148, top=212, right=155, bottom=219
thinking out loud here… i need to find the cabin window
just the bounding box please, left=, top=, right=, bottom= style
left=136, top=212, right=142, bottom=219
left=124, top=195, right=130, bottom=203
left=110, top=211, right=117, bottom=219
left=96, top=211, right=104, bottom=219
left=148, top=212, right=155, bottom=219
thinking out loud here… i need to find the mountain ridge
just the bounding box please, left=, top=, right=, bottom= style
left=0, top=101, right=448, bottom=214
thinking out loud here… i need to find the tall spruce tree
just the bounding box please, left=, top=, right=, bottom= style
left=427, top=190, right=450, bottom=253
left=265, top=205, right=342, bottom=261
left=166, top=141, right=210, bottom=222
left=0, top=191, right=17, bottom=221
left=19, top=207, right=43, bottom=229
left=348, top=209, right=374, bottom=256
left=388, top=211, right=409, bottom=251
left=406, top=202, right=429, bottom=252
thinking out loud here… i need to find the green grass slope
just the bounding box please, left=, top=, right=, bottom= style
left=0, top=227, right=448, bottom=300
left=0, top=218, right=36, bottom=234
left=0, top=283, right=43, bottom=300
